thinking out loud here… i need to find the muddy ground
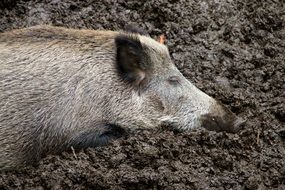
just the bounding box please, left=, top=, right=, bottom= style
left=0, top=0, right=284, bottom=189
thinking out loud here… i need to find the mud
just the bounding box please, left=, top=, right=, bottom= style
left=0, top=0, right=284, bottom=189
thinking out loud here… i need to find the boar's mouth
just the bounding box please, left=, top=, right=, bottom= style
left=159, top=117, right=182, bottom=132
left=158, top=114, right=245, bottom=133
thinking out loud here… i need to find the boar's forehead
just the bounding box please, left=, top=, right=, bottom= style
left=138, top=35, right=170, bottom=61
left=136, top=35, right=176, bottom=75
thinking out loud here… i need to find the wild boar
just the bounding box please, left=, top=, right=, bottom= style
left=0, top=25, right=243, bottom=170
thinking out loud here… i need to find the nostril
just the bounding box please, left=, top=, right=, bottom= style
left=233, top=117, right=246, bottom=132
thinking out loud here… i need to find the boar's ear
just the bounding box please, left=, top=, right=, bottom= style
left=115, top=35, right=150, bottom=86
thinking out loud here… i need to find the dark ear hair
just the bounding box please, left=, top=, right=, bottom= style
left=115, top=35, right=150, bottom=86
left=124, top=24, right=149, bottom=36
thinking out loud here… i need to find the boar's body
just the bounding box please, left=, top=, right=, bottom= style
left=0, top=26, right=135, bottom=169
left=0, top=25, right=242, bottom=170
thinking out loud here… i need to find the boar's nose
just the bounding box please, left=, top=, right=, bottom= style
left=233, top=117, right=246, bottom=132
left=200, top=114, right=245, bottom=133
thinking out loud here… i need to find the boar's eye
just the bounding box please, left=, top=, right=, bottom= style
left=167, top=76, right=181, bottom=86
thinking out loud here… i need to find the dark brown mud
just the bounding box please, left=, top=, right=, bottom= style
left=0, top=0, right=284, bottom=189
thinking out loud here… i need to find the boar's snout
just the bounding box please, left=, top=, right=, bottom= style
left=200, top=114, right=244, bottom=133
left=200, top=102, right=245, bottom=133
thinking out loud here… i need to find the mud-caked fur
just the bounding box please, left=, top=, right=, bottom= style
left=0, top=25, right=241, bottom=170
